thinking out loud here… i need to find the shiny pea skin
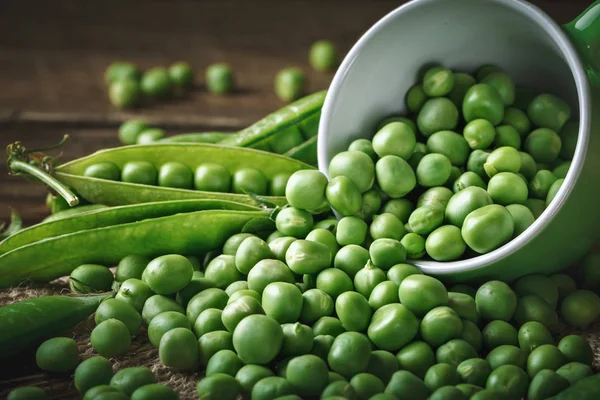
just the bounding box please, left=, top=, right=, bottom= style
left=148, top=311, right=191, bottom=347
left=401, top=233, right=426, bottom=259
left=420, top=306, right=463, bottom=347
left=373, top=121, right=417, bottom=160
left=8, top=387, right=49, bottom=400
left=385, top=370, right=431, bottom=399
left=262, top=282, right=303, bottom=324
left=370, top=213, right=405, bottom=241
left=482, top=320, right=518, bottom=350
left=328, top=332, right=372, bottom=379
left=326, top=175, right=363, bottom=216
left=527, top=344, right=566, bottom=378
left=483, top=146, right=521, bottom=177
left=369, top=280, right=400, bottom=310
left=91, top=319, right=131, bottom=358
left=494, top=125, right=521, bottom=149
left=437, top=339, right=478, bottom=367
left=367, top=350, right=400, bottom=384
left=336, top=216, right=368, bottom=246
left=334, top=245, right=370, bottom=279
left=408, top=206, right=444, bottom=235
left=396, top=340, right=436, bottom=379
left=480, top=72, right=515, bottom=105
left=328, top=150, right=375, bottom=193
left=70, top=264, right=114, bottom=294
left=131, top=384, right=178, bottom=400
left=221, top=295, right=265, bottom=332
left=142, top=295, right=184, bottom=325
left=84, top=162, right=121, bottom=181
left=462, top=205, right=514, bottom=254
left=336, top=291, right=372, bottom=332
left=448, top=72, right=476, bottom=106
left=485, top=364, right=529, bottom=398
left=560, top=290, right=600, bottom=328
left=558, top=334, right=593, bottom=366
left=194, top=163, right=231, bottom=192
left=426, top=130, right=469, bottom=166
left=197, top=373, right=241, bottom=400
left=142, top=254, right=194, bottom=296
left=475, top=280, right=517, bottom=322
left=232, top=167, right=268, bottom=195
left=235, top=236, right=272, bottom=274
left=205, top=255, right=243, bottom=289
left=445, top=186, right=493, bottom=228
left=386, top=263, right=422, bottom=286
left=462, top=83, right=504, bottom=125
left=300, top=288, right=334, bottom=325
left=447, top=292, right=479, bottom=324
left=487, top=172, right=528, bottom=205
left=423, top=66, right=455, bottom=97
left=349, top=138, right=377, bottom=160
left=467, top=150, right=490, bottom=179
left=247, top=259, right=295, bottom=294
left=193, top=308, right=225, bottom=337
left=368, top=303, right=419, bottom=351
left=527, top=93, right=571, bottom=132
left=527, top=369, right=570, bottom=400
left=121, top=161, right=158, bottom=186
left=457, top=358, right=492, bottom=387
left=376, top=155, right=417, bottom=198
left=463, top=119, right=496, bottom=150
left=514, top=274, right=559, bottom=309
left=417, top=186, right=454, bottom=209
left=359, top=189, right=383, bottom=220
left=416, top=154, right=452, bottom=187
left=417, top=97, right=459, bottom=137
left=95, top=298, right=142, bottom=336
left=556, top=362, right=593, bottom=385
left=514, top=294, right=559, bottom=328
left=369, top=238, right=407, bottom=270
left=486, top=345, right=527, bottom=370
left=286, top=239, right=331, bottom=274
left=424, top=363, right=460, bottom=391
left=157, top=162, right=193, bottom=189
left=275, top=207, right=314, bottom=238
left=502, top=107, right=531, bottom=135
left=505, top=204, right=535, bottom=237
left=285, top=170, right=328, bottom=211
left=269, top=172, right=292, bottom=197
left=425, top=225, right=466, bottom=261
left=317, top=268, right=354, bottom=300
left=399, top=274, right=448, bottom=317
left=35, top=337, right=79, bottom=373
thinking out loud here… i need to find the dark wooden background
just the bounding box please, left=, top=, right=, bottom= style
left=0, top=0, right=591, bottom=226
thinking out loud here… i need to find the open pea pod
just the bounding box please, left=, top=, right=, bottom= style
left=159, top=132, right=232, bottom=144
left=53, top=143, right=313, bottom=207
left=219, top=90, right=325, bottom=148
left=284, top=135, right=318, bottom=166
left=0, top=209, right=270, bottom=288
left=0, top=199, right=261, bottom=255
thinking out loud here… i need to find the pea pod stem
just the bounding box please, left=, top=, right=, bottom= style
left=9, top=160, right=79, bottom=207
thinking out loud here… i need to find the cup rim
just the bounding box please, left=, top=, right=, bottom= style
left=317, top=0, right=591, bottom=275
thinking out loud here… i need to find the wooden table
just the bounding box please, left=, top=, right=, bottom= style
left=0, top=0, right=591, bottom=227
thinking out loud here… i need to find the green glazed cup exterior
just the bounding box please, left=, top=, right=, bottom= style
left=318, top=0, right=600, bottom=282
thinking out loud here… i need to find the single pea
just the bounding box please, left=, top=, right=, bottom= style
left=455, top=383, right=483, bottom=398
left=307, top=228, right=339, bottom=259
left=486, top=364, right=529, bottom=399
left=193, top=163, right=231, bottom=193
left=446, top=186, right=493, bottom=228
left=109, top=367, right=156, bottom=396
left=368, top=303, right=419, bottom=351
left=484, top=146, right=521, bottom=177
left=420, top=306, right=463, bottom=347
left=349, top=373, right=385, bottom=400
left=232, top=167, right=268, bottom=195
left=502, top=107, right=531, bottom=136
left=193, top=308, right=225, bottom=337
left=348, top=138, right=377, bottom=160
left=373, top=122, right=416, bottom=160
left=559, top=120, right=578, bottom=161
left=447, top=292, right=479, bottom=324
left=74, top=356, right=112, bottom=393
left=370, top=213, right=405, bottom=241
left=115, top=278, right=152, bottom=313
left=422, top=66, right=455, bottom=97
left=234, top=236, right=271, bottom=274
left=232, top=314, right=283, bottom=365
left=84, top=162, right=121, bottom=181
left=407, top=84, right=428, bottom=112
left=316, top=268, right=353, bottom=300
left=528, top=93, right=571, bottom=132
left=109, top=80, right=140, bottom=109
left=266, top=230, right=286, bottom=244
left=475, top=280, right=517, bottom=321
left=425, top=225, right=466, bottom=261
left=275, top=207, right=314, bottom=238
left=35, top=337, right=78, bottom=373
left=359, top=189, right=383, bottom=220
left=260, top=282, right=302, bottom=324
left=462, top=205, right=514, bottom=254
left=417, top=97, right=459, bottom=137
left=369, top=238, right=407, bottom=271
left=376, top=116, right=418, bottom=135
left=401, top=233, right=426, bottom=259
left=118, top=120, right=148, bottom=145
left=427, top=130, right=469, bottom=166
left=482, top=320, right=518, bottom=351
left=158, top=327, right=199, bottom=371
left=335, top=216, right=367, bottom=246
left=235, top=364, right=274, bottom=397
left=247, top=259, right=295, bottom=294
left=517, top=152, right=537, bottom=181
left=550, top=273, right=577, bottom=300
left=309, top=40, right=337, bottom=71
left=556, top=361, right=593, bottom=385
left=416, top=154, right=452, bottom=187
left=198, top=330, right=234, bottom=365
left=311, top=334, right=335, bottom=361
left=529, top=170, right=558, bottom=200
left=408, top=207, right=444, bottom=239
left=486, top=345, right=527, bottom=370
left=336, top=291, right=372, bottom=332
left=446, top=71, right=475, bottom=105
left=385, top=370, right=431, bottom=399
left=487, top=172, right=528, bottom=205
left=205, top=63, right=234, bottom=94
left=398, top=274, right=448, bottom=317
left=312, top=317, right=344, bottom=338
left=445, top=166, right=463, bottom=189
left=546, top=178, right=564, bottom=206
left=95, top=298, right=142, bottom=336
left=457, top=358, right=492, bottom=387
left=270, top=126, right=304, bottom=154
left=463, top=119, right=495, bottom=150
left=385, top=263, right=420, bottom=286
left=396, top=340, right=436, bottom=379
left=376, top=155, right=417, bottom=199
left=168, top=61, right=193, bottom=88
left=197, top=373, right=241, bottom=400
left=205, top=349, right=244, bottom=377
left=285, top=170, right=328, bottom=211
left=467, top=150, right=490, bottom=180
left=268, top=236, right=296, bottom=262
left=91, top=319, right=131, bottom=358
left=514, top=274, right=559, bottom=309
left=561, top=290, right=600, bottom=328
left=300, top=288, right=334, bottom=325
left=252, top=376, right=296, bottom=400
left=136, top=128, right=166, bottom=144
left=269, top=172, right=293, bottom=197
left=334, top=245, right=370, bottom=279
left=227, top=289, right=260, bottom=306
left=523, top=198, right=546, bottom=219
left=527, top=344, right=566, bottom=378
left=7, top=387, right=48, bottom=400
left=116, top=255, right=150, bottom=282
left=424, top=363, right=460, bottom=392
left=326, top=176, right=362, bottom=216
left=285, top=239, right=331, bottom=275
left=366, top=350, right=400, bottom=384
left=147, top=311, right=191, bottom=348
left=328, top=332, right=372, bottom=379
left=142, top=254, right=193, bottom=295
left=205, top=255, right=242, bottom=290
left=105, top=61, right=140, bottom=84
left=274, top=67, right=305, bottom=102
left=480, top=72, right=515, bottom=105
left=285, top=354, right=329, bottom=397
left=131, top=384, right=178, bottom=400
left=380, top=199, right=414, bottom=223
left=514, top=295, right=559, bottom=328
left=517, top=321, right=554, bottom=353
left=417, top=187, right=454, bottom=210
left=527, top=369, right=570, bottom=400
left=461, top=320, right=483, bottom=353
left=494, top=125, right=521, bottom=149
left=120, top=161, right=158, bottom=186
left=69, top=264, right=114, bottom=294
left=328, top=150, right=375, bottom=193
left=157, top=162, right=193, bottom=189
left=462, top=83, right=504, bottom=125
left=140, top=67, right=171, bottom=98
left=558, top=335, right=592, bottom=366
left=142, top=295, right=184, bottom=325
left=186, top=288, right=229, bottom=325
left=505, top=204, right=535, bottom=237
left=177, top=274, right=216, bottom=307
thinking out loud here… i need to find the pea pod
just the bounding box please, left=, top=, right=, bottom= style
left=0, top=293, right=108, bottom=358
left=0, top=208, right=22, bottom=240
left=219, top=90, right=325, bottom=148
left=549, top=373, right=600, bottom=400
left=51, top=143, right=313, bottom=207
left=159, top=132, right=232, bottom=144
left=41, top=204, right=109, bottom=223
left=284, top=136, right=318, bottom=166
left=0, top=210, right=270, bottom=288
left=0, top=199, right=261, bottom=255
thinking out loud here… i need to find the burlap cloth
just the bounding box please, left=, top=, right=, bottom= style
left=0, top=278, right=599, bottom=400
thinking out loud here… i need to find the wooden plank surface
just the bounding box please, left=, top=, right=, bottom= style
left=0, top=0, right=590, bottom=225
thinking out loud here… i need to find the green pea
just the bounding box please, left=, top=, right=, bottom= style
left=315, top=268, right=352, bottom=300
left=502, top=107, right=531, bottom=136
left=131, top=384, right=178, bottom=400
left=285, top=239, right=331, bottom=275
left=205, top=349, right=244, bottom=377
left=372, top=122, right=416, bottom=160
left=514, top=274, right=559, bottom=309
left=177, top=275, right=216, bottom=307
left=308, top=39, right=337, bottom=71
left=198, top=331, right=234, bottom=365
left=556, top=362, right=593, bottom=385
left=462, top=119, right=495, bottom=150
left=158, top=327, right=199, bottom=371
left=380, top=199, right=414, bottom=223
left=186, top=288, right=229, bottom=325
left=205, top=255, right=243, bottom=289
left=274, top=67, right=305, bottom=102
left=348, top=138, right=377, bottom=160
left=475, top=280, right=517, bottom=321
left=269, top=172, right=293, bottom=196
left=168, top=61, right=193, bottom=88
left=407, top=84, right=428, bottom=112
left=260, top=282, right=302, bottom=324
left=385, top=370, right=431, bottom=399
left=285, top=170, right=328, bottom=211
left=446, top=186, right=493, bottom=228
left=306, top=229, right=339, bottom=260
left=457, top=358, right=492, bottom=387
left=396, top=340, right=436, bottom=379
left=560, top=290, right=600, bottom=328
left=69, top=264, right=114, bottom=294
left=276, top=207, right=314, bottom=238
left=467, top=150, right=490, bottom=180
left=487, top=172, right=528, bottom=205
left=523, top=198, right=546, bottom=219
left=462, top=83, right=505, bottom=125
left=334, top=245, right=370, bottom=279
left=516, top=153, right=536, bottom=181
left=558, top=335, right=593, bottom=366
left=118, top=120, right=148, bottom=145
left=417, top=186, right=454, bottom=210
left=91, top=318, right=131, bottom=358
left=416, top=153, right=452, bottom=187
left=234, top=236, right=271, bottom=274
left=484, top=146, right=521, bottom=178
left=311, top=334, right=335, bottom=361
left=486, top=365, right=529, bottom=399
left=525, top=128, right=562, bottom=164
left=147, top=311, right=191, bottom=347
left=235, top=365, right=274, bottom=397
left=447, top=292, right=479, bottom=324
left=486, top=345, right=527, bottom=370
left=559, top=120, right=578, bottom=160
left=401, top=233, right=426, bottom=259
left=268, top=237, right=296, bottom=262
left=110, top=367, right=156, bottom=396
left=462, top=205, right=514, bottom=254
left=142, top=295, right=184, bottom=325
left=205, top=63, right=234, bottom=94
left=105, top=62, right=140, bottom=84
left=328, top=332, right=372, bottom=379
left=423, top=66, right=455, bottom=97
left=247, top=259, right=295, bottom=294
left=408, top=206, right=443, bottom=235
left=429, top=386, right=468, bottom=400
left=426, top=130, right=469, bottom=166
left=109, top=80, right=140, bottom=109
left=336, top=291, right=372, bottom=332
left=417, top=97, right=459, bottom=137
left=514, top=295, right=559, bottom=328
left=74, top=356, right=112, bottom=393
left=193, top=308, right=226, bottom=337
left=197, top=373, right=241, bottom=400
left=157, top=162, right=193, bottom=189
left=370, top=213, right=405, bottom=241
left=35, top=337, right=78, bottom=373
left=115, top=255, right=149, bottom=282
left=480, top=72, right=515, bottom=105
left=349, top=373, right=385, bottom=400
left=193, top=163, right=231, bottom=192
left=494, top=125, right=521, bottom=149
left=455, top=383, right=483, bottom=398
left=549, top=273, right=577, bottom=300
left=359, top=189, right=383, bottom=220
left=398, top=274, right=448, bottom=317
left=120, top=161, right=158, bottom=186
left=505, top=204, right=535, bottom=237
left=461, top=320, right=483, bottom=353
left=7, top=387, right=48, bottom=400
left=369, top=238, right=407, bottom=270
left=232, top=167, right=268, bottom=195
left=376, top=155, right=417, bottom=198
left=84, top=162, right=121, bottom=181
left=95, top=298, right=142, bottom=336
left=420, top=306, right=463, bottom=347
left=546, top=178, right=564, bottom=206
left=136, top=128, right=166, bottom=144
left=232, top=314, right=283, bottom=365
left=270, top=125, right=304, bottom=153
left=326, top=176, right=362, bottom=216
left=482, top=320, right=518, bottom=351
left=426, top=225, right=466, bottom=261
left=386, top=263, right=421, bottom=286
left=368, top=303, right=418, bottom=351
left=527, top=369, right=570, bottom=400
left=142, top=254, right=193, bottom=296
left=517, top=321, right=553, bottom=353
left=328, top=150, right=375, bottom=193
left=528, top=93, right=571, bottom=132
left=300, top=288, right=334, bottom=325
left=140, top=67, right=171, bottom=98
left=424, top=363, right=460, bottom=392
left=336, top=216, right=368, bottom=246
left=221, top=295, right=264, bottom=332
left=527, top=344, right=566, bottom=378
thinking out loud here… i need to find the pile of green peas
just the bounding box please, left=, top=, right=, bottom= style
left=82, top=155, right=292, bottom=197
left=105, top=61, right=236, bottom=109
left=327, top=64, right=575, bottom=261
left=10, top=217, right=600, bottom=399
